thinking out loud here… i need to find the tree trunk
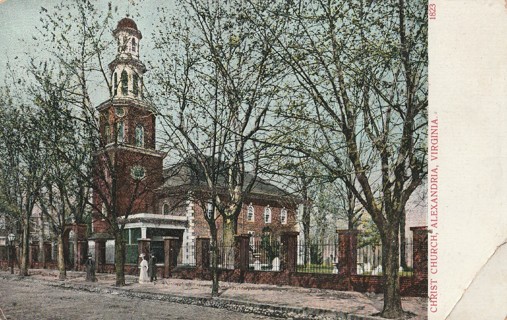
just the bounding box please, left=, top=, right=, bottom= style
left=39, top=215, right=45, bottom=267
left=380, top=227, right=404, bottom=318
left=347, top=187, right=355, bottom=230
left=400, top=210, right=408, bottom=270
left=114, top=233, right=126, bottom=286
left=222, top=216, right=236, bottom=269
left=302, top=203, right=311, bottom=266
left=57, top=234, right=66, bottom=280
left=20, top=218, right=30, bottom=277
left=210, top=228, right=219, bottom=297
left=74, top=233, right=79, bottom=271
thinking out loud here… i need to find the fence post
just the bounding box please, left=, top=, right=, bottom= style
left=73, top=224, right=88, bottom=270
left=281, top=231, right=299, bottom=272
left=94, top=239, right=106, bottom=272
left=196, top=237, right=210, bottom=271
left=43, top=241, right=52, bottom=265
left=163, top=236, right=179, bottom=278
left=77, top=240, right=88, bottom=269
left=337, top=229, right=358, bottom=276
left=234, top=234, right=250, bottom=271
left=410, top=226, right=428, bottom=280
left=29, top=241, right=39, bottom=268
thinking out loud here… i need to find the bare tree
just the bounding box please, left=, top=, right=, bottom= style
left=151, top=0, right=285, bottom=295
left=0, top=87, right=48, bottom=277
left=248, top=1, right=427, bottom=317
left=29, top=1, right=155, bottom=286
left=29, top=69, right=92, bottom=280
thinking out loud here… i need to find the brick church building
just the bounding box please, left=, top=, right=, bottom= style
left=89, top=17, right=298, bottom=266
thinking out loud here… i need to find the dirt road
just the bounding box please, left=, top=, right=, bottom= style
left=0, top=279, right=271, bottom=320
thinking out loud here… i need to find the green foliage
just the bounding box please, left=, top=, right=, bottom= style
left=309, top=242, right=323, bottom=265
left=357, top=215, right=381, bottom=248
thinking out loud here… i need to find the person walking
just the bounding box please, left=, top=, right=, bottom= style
left=139, top=254, right=149, bottom=284
left=85, top=254, right=96, bottom=282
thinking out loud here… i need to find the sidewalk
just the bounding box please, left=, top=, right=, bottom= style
left=0, top=269, right=427, bottom=320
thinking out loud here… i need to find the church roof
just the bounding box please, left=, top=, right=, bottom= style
left=160, top=157, right=294, bottom=200
left=113, top=17, right=142, bottom=39
left=117, top=17, right=138, bottom=31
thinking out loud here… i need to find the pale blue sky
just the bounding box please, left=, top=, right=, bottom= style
left=0, top=0, right=174, bottom=95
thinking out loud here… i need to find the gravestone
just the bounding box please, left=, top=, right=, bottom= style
left=372, top=265, right=382, bottom=275
left=356, top=264, right=363, bottom=275
left=271, top=257, right=280, bottom=271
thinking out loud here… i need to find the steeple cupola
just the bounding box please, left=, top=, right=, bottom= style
left=109, top=17, right=147, bottom=98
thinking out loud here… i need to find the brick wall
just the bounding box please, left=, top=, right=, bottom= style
left=192, top=200, right=298, bottom=241
left=92, top=147, right=163, bottom=234
left=167, top=268, right=426, bottom=297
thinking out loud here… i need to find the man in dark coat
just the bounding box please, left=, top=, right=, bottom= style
left=85, top=254, right=96, bottom=282
left=148, top=254, right=157, bottom=282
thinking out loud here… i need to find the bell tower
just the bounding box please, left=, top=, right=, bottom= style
left=110, top=17, right=145, bottom=101
left=92, top=17, right=164, bottom=236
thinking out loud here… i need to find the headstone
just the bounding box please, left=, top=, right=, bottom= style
left=333, top=264, right=339, bottom=274
left=372, top=265, right=382, bottom=275
left=271, top=257, right=280, bottom=271
left=253, top=260, right=261, bottom=271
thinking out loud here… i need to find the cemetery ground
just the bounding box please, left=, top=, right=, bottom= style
left=0, top=270, right=427, bottom=320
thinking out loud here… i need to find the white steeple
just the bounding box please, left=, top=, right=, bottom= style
left=109, top=17, right=146, bottom=99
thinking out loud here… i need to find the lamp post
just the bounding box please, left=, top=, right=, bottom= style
left=8, top=233, right=15, bottom=274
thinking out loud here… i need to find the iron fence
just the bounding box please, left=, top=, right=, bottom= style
left=213, top=242, right=235, bottom=269
left=292, top=237, right=413, bottom=276
left=117, top=235, right=414, bottom=276
left=357, top=239, right=414, bottom=277
left=249, top=237, right=282, bottom=271
left=356, top=244, right=382, bottom=275
left=178, top=241, right=196, bottom=267
left=296, top=239, right=339, bottom=274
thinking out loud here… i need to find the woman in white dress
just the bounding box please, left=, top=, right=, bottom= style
left=139, top=254, right=149, bottom=283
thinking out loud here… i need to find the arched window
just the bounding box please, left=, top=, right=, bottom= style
left=117, top=121, right=124, bottom=143
left=206, top=202, right=213, bottom=219
left=163, top=203, right=170, bottom=215
left=121, top=70, right=128, bottom=95
left=247, top=204, right=254, bottom=222
left=101, top=203, right=107, bottom=218
left=133, top=74, right=139, bottom=96
left=113, top=72, right=118, bottom=96
left=264, top=206, right=271, bottom=224
left=135, top=124, right=144, bottom=147
left=122, top=36, right=128, bottom=52
left=280, top=208, right=287, bottom=225
left=132, top=38, right=137, bottom=53
left=104, top=124, right=111, bottom=143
